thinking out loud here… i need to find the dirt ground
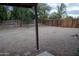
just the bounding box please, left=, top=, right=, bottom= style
left=0, top=25, right=79, bottom=56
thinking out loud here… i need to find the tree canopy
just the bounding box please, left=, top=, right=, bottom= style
left=49, top=3, right=67, bottom=19
left=0, top=3, right=52, bottom=24
left=37, top=3, right=51, bottom=20
left=0, top=5, right=7, bottom=23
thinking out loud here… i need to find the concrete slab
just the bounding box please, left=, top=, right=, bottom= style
left=37, top=51, right=53, bottom=56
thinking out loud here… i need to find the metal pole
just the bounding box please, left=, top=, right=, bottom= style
left=34, top=4, right=39, bottom=50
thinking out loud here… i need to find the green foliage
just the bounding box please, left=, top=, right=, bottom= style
left=65, top=16, right=73, bottom=20
left=0, top=5, right=7, bottom=23
left=76, top=16, right=79, bottom=19
left=49, top=12, right=61, bottom=19
left=49, top=3, right=67, bottom=19
left=0, top=3, right=51, bottom=25
left=10, top=3, right=51, bottom=24
left=11, top=6, right=33, bottom=24
left=10, top=6, right=18, bottom=20
left=37, top=3, right=51, bottom=20
left=57, top=3, right=67, bottom=19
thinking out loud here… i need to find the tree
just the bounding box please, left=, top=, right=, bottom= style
left=37, top=3, right=51, bottom=21
left=57, top=3, right=67, bottom=19
left=0, top=3, right=52, bottom=25
left=10, top=6, right=19, bottom=20
left=49, top=12, right=61, bottom=19
left=4, top=6, right=12, bottom=20
left=11, top=6, right=33, bottom=26
left=65, top=16, right=73, bottom=19
left=10, top=3, right=52, bottom=25
left=0, top=5, right=7, bottom=23
left=49, top=3, right=67, bottom=19
left=76, top=16, right=79, bottom=19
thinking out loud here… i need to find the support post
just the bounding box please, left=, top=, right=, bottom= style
left=34, top=4, right=39, bottom=50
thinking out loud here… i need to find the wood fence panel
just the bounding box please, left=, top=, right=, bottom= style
left=42, top=19, right=79, bottom=28
left=77, top=20, right=79, bottom=28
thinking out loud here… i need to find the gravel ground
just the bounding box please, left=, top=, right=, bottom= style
left=0, top=25, right=79, bottom=56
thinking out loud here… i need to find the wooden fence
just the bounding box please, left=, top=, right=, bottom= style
left=42, top=19, right=79, bottom=28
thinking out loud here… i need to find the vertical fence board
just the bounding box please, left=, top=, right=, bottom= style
left=42, top=19, right=79, bottom=28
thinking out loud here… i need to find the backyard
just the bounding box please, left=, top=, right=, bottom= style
left=0, top=25, right=79, bottom=56
left=0, top=3, right=79, bottom=56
